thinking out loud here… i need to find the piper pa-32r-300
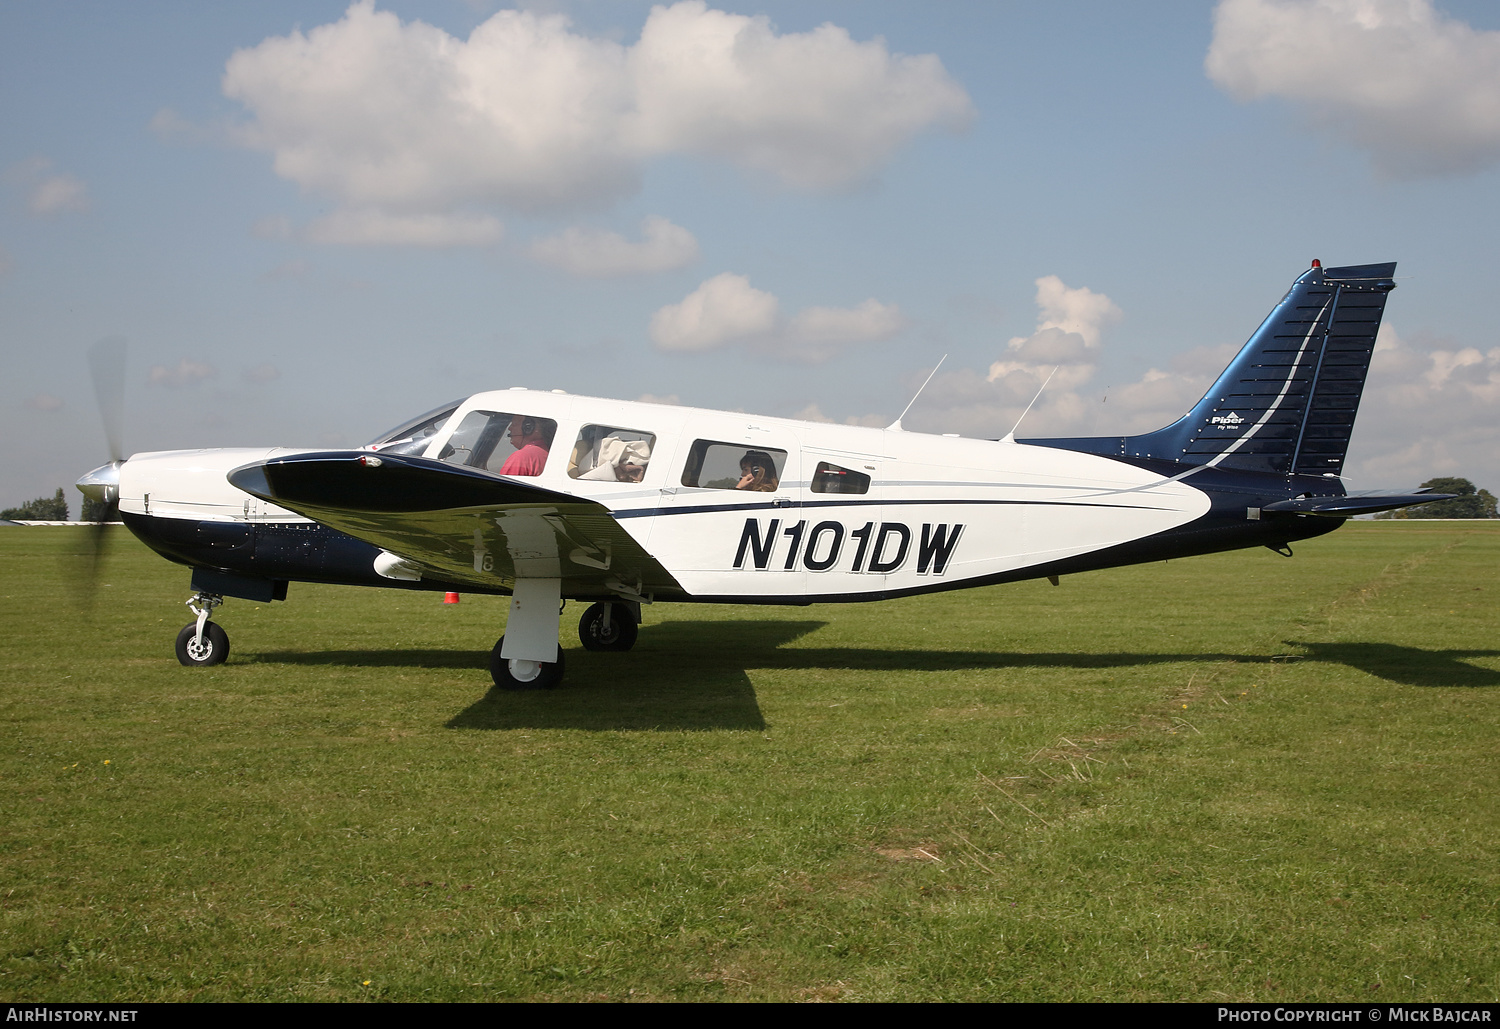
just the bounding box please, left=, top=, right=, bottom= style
left=76, top=260, right=1447, bottom=690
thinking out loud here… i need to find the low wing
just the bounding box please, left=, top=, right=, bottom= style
left=228, top=451, right=682, bottom=599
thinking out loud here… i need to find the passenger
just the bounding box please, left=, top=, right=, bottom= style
left=500, top=415, right=553, bottom=476
left=736, top=451, right=779, bottom=492
left=578, top=437, right=651, bottom=482
left=614, top=439, right=650, bottom=482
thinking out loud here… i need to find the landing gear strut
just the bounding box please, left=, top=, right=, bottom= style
left=578, top=601, right=639, bottom=652
left=176, top=591, right=228, bottom=666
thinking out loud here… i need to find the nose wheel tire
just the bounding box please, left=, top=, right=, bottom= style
left=175, top=621, right=229, bottom=667
left=578, top=602, right=639, bottom=652
left=490, top=635, right=565, bottom=690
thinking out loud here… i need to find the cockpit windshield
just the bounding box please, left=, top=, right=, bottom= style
left=364, top=400, right=462, bottom=457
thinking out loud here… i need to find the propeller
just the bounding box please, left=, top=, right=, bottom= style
left=74, top=336, right=128, bottom=601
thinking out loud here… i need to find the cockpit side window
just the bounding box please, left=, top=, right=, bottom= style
left=569, top=425, right=656, bottom=483
left=681, top=440, right=787, bottom=492
left=810, top=461, right=871, bottom=495
left=437, top=410, right=558, bottom=475
left=365, top=400, right=461, bottom=456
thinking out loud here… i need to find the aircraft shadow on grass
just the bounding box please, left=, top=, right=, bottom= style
left=1285, top=641, right=1500, bottom=689
left=252, top=619, right=1320, bottom=732
left=252, top=626, right=1500, bottom=731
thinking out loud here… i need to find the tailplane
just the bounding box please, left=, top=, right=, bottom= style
left=1024, top=261, right=1396, bottom=477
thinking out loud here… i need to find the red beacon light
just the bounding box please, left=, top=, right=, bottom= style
left=1311, top=259, right=1322, bottom=269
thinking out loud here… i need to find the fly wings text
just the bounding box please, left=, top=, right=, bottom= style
left=734, top=518, right=963, bottom=575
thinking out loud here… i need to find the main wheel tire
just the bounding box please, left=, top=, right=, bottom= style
left=175, top=621, right=229, bottom=667
left=578, top=602, right=639, bottom=652
left=489, top=635, right=565, bottom=690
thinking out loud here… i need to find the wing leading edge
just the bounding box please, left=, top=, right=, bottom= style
left=228, top=451, right=683, bottom=599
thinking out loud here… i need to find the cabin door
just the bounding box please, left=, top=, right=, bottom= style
left=650, top=426, right=805, bottom=600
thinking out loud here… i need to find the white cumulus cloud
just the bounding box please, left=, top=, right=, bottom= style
left=29, top=174, right=89, bottom=216
left=650, top=273, right=780, bottom=352
left=1207, top=0, right=1500, bottom=176
left=222, top=1, right=972, bottom=243
left=1343, top=323, right=1500, bottom=487
left=148, top=359, right=218, bottom=388
left=772, top=299, right=906, bottom=363
left=908, top=276, right=1208, bottom=440
left=650, top=274, right=904, bottom=362
left=530, top=216, right=698, bottom=276
left=985, top=276, right=1123, bottom=395
left=302, top=208, right=503, bottom=247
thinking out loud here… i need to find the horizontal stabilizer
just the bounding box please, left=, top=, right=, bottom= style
left=1261, top=490, right=1455, bottom=518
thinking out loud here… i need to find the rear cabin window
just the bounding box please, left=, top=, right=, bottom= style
left=681, top=441, right=787, bottom=493
left=810, top=461, right=871, bottom=495
left=437, top=411, right=558, bottom=476
left=568, top=425, right=656, bottom=483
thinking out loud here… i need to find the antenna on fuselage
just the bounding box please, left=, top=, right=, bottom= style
left=887, top=355, right=947, bottom=431
left=1000, top=365, right=1059, bottom=443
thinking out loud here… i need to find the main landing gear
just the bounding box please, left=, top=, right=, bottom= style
left=490, top=635, right=566, bottom=690
left=176, top=591, right=228, bottom=667
left=488, top=596, right=641, bottom=690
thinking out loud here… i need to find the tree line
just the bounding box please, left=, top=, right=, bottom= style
left=1, top=488, right=111, bottom=522
left=1375, top=477, right=1498, bottom=519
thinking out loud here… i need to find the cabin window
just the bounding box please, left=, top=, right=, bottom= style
left=569, top=425, right=656, bottom=483
left=681, top=441, right=787, bottom=493
left=437, top=410, right=558, bottom=476
left=365, top=400, right=461, bottom=456
left=810, top=461, right=871, bottom=495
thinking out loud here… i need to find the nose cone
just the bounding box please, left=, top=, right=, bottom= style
left=76, top=460, right=122, bottom=504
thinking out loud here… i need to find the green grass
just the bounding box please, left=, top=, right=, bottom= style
left=2, top=523, right=1497, bottom=1002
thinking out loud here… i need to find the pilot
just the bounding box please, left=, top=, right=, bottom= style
left=736, top=451, right=779, bottom=492
left=500, top=415, right=553, bottom=476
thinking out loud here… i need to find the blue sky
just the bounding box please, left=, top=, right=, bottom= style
left=4, top=0, right=1499, bottom=510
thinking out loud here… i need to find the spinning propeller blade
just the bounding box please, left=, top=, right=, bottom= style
left=74, top=337, right=129, bottom=603
left=88, top=336, right=127, bottom=465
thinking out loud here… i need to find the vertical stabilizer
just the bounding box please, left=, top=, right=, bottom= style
left=1023, top=261, right=1397, bottom=476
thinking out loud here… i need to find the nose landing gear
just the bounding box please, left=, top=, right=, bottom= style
left=176, top=591, right=229, bottom=667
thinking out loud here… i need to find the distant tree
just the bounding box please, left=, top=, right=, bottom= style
left=1377, top=477, right=1498, bottom=519
left=80, top=495, right=112, bottom=522
left=1, top=488, right=70, bottom=521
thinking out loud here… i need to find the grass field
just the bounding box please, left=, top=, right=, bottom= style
left=1, top=522, right=1497, bottom=1002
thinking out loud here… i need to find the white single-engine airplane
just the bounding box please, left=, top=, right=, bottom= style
left=77, top=260, right=1447, bottom=689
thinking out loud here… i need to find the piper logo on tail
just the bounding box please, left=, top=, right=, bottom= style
left=1210, top=412, right=1245, bottom=428
left=734, top=518, right=963, bottom=575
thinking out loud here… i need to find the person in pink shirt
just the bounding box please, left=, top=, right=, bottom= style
left=499, top=415, right=553, bottom=476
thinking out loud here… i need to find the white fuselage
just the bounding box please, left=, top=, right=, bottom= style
left=117, top=390, right=1211, bottom=600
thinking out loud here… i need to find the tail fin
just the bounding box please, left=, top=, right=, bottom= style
left=1024, top=261, right=1396, bottom=476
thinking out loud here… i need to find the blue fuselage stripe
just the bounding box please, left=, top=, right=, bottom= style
left=609, top=496, right=1174, bottom=519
